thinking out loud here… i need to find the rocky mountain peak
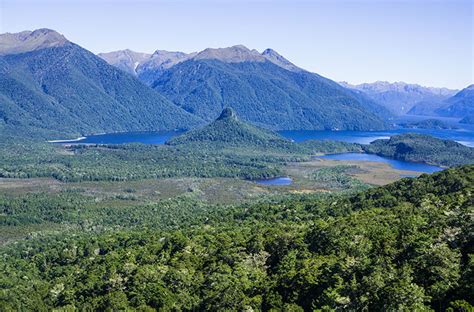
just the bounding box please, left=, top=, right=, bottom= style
left=0, top=28, right=69, bottom=55
left=261, top=48, right=302, bottom=72
left=217, top=107, right=237, bottom=121
left=193, top=45, right=266, bottom=63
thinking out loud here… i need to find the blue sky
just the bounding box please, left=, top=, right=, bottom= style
left=0, top=0, right=472, bottom=89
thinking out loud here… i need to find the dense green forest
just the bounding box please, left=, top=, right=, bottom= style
left=363, top=133, right=474, bottom=167
left=167, top=107, right=294, bottom=149
left=0, top=137, right=362, bottom=182
left=1, top=165, right=472, bottom=310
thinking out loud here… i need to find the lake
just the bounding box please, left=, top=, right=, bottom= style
left=317, top=153, right=443, bottom=173
left=53, top=122, right=474, bottom=147
left=254, top=177, right=293, bottom=185
left=279, top=128, right=474, bottom=147
left=51, top=130, right=184, bottom=145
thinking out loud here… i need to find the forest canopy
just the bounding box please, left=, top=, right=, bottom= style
left=1, top=165, right=473, bottom=311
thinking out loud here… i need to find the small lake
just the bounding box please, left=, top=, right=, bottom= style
left=318, top=153, right=443, bottom=173
left=254, top=177, right=293, bottom=186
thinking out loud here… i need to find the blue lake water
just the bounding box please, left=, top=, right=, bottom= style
left=317, top=153, right=443, bottom=173
left=52, top=131, right=184, bottom=145
left=279, top=128, right=474, bottom=147
left=254, top=177, right=293, bottom=186
left=53, top=127, right=474, bottom=147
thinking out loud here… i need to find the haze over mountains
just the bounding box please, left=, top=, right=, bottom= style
left=409, top=85, right=474, bottom=120
left=340, top=81, right=457, bottom=115
left=0, top=28, right=69, bottom=55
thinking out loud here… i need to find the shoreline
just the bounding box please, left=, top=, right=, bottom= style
left=47, top=136, right=86, bottom=143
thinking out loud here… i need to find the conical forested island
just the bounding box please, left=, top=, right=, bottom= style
left=166, top=107, right=292, bottom=149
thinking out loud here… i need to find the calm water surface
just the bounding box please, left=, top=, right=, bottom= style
left=53, top=131, right=184, bottom=145
left=254, top=177, right=293, bottom=185
left=53, top=116, right=474, bottom=147
left=53, top=127, right=474, bottom=147
left=280, top=128, right=474, bottom=147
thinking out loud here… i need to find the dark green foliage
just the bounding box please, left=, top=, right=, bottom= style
left=299, top=140, right=363, bottom=154
left=0, top=141, right=286, bottom=181
left=0, top=165, right=473, bottom=310
left=153, top=59, right=390, bottom=130
left=0, top=140, right=358, bottom=182
left=0, top=44, right=202, bottom=138
left=166, top=107, right=293, bottom=149
left=364, top=133, right=474, bottom=167
left=309, top=165, right=368, bottom=190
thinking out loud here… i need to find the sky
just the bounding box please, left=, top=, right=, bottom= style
left=0, top=0, right=472, bottom=89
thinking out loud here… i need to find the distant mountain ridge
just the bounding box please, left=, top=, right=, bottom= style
left=435, top=84, right=474, bottom=117
left=97, top=49, right=152, bottom=75
left=193, top=45, right=265, bottom=63
left=340, top=81, right=457, bottom=115
left=153, top=58, right=390, bottom=130
left=99, top=45, right=303, bottom=79
left=408, top=84, right=474, bottom=117
left=98, top=49, right=196, bottom=84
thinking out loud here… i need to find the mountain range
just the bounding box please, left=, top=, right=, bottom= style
left=102, top=45, right=390, bottom=130
left=339, top=81, right=457, bottom=115
left=98, top=46, right=303, bottom=80
left=0, top=29, right=202, bottom=138
left=408, top=85, right=474, bottom=119
left=0, top=29, right=395, bottom=138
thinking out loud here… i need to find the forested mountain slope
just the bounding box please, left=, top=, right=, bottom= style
left=151, top=48, right=390, bottom=130
left=0, top=29, right=202, bottom=138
